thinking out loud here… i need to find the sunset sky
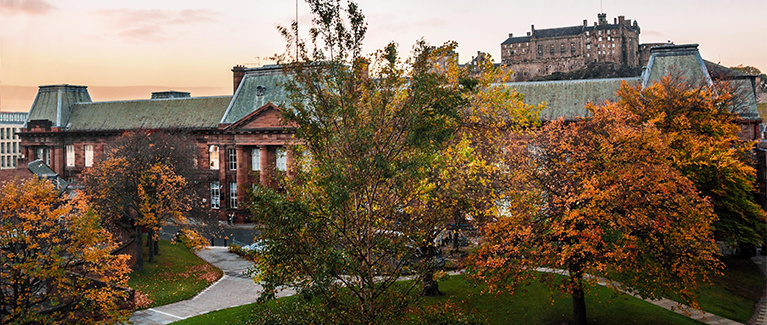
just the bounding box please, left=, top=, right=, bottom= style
left=1, top=0, right=765, bottom=112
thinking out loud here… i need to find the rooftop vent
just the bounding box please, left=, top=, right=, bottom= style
left=151, top=91, right=191, bottom=99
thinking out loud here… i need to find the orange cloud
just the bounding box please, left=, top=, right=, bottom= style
left=0, top=0, right=55, bottom=15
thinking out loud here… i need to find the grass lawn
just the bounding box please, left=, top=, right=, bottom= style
left=171, top=275, right=699, bottom=325
left=695, top=257, right=764, bottom=323
left=171, top=257, right=764, bottom=324
left=128, top=239, right=223, bottom=309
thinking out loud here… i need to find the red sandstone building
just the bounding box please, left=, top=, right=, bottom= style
left=15, top=44, right=766, bottom=220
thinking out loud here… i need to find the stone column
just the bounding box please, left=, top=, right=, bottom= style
left=235, top=146, right=247, bottom=205
left=259, top=146, right=269, bottom=186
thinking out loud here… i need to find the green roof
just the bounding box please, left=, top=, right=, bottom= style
left=221, top=65, right=290, bottom=124
left=505, top=77, right=640, bottom=121
left=26, top=85, right=91, bottom=127
left=66, top=96, right=232, bottom=131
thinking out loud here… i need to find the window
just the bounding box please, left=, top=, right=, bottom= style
left=1, top=156, right=5, bottom=168
left=12, top=142, right=16, bottom=153
left=276, top=148, right=287, bottom=171
left=209, top=145, right=219, bottom=170
left=84, top=145, right=93, bottom=167
left=210, top=181, right=220, bottom=209
left=66, top=145, right=75, bottom=167
left=12, top=156, right=16, bottom=167
left=229, top=182, right=238, bottom=208
left=37, top=147, right=50, bottom=165
left=0, top=127, right=4, bottom=139
left=228, top=148, right=237, bottom=171
left=252, top=148, right=260, bottom=171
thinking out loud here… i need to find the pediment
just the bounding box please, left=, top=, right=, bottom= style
left=224, top=102, right=289, bottom=131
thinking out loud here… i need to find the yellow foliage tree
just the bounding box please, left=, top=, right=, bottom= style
left=0, top=178, right=131, bottom=324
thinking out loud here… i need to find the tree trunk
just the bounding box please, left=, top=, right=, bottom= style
left=421, top=269, right=444, bottom=296
left=135, top=226, right=144, bottom=271
left=154, top=238, right=160, bottom=256
left=570, top=268, right=588, bottom=325
left=147, top=228, right=156, bottom=263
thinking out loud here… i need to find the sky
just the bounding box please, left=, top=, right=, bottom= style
left=0, top=0, right=765, bottom=112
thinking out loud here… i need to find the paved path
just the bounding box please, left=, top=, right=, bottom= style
left=750, top=255, right=767, bottom=325
left=129, top=247, right=295, bottom=325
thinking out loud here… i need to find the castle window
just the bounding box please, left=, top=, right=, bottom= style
left=560, top=43, right=566, bottom=53
left=209, top=145, right=219, bottom=170
left=66, top=145, right=74, bottom=167
left=587, top=44, right=590, bottom=50
left=84, top=145, right=93, bottom=167
left=549, top=45, right=554, bottom=54
left=210, top=181, right=220, bottom=209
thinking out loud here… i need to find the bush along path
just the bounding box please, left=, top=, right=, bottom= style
left=130, top=247, right=296, bottom=325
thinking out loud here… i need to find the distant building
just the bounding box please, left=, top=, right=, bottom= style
left=15, top=45, right=763, bottom=219
left=0, top=112, right=26, bottom=170
left=501, top=13, right=644, bottom=81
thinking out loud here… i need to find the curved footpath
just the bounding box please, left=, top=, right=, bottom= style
left=129, top=246, right=295, bottom=325
left=130, top=246, right=760, bottom=325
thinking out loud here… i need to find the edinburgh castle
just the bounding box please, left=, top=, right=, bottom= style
left=501, top=13, right=665, bottom=81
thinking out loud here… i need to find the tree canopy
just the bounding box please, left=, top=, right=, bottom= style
left=470, top=98, right=722, bottom=325
left=616, top=76, right=766, bottom=246
left=0, top=178, right=131, bottom=324
left=83, top=130, right=209, bottom=270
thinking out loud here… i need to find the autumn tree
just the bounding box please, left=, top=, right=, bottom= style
left=0, top=178, right=131, bottom=324
left=470, top=103, right=722, bottom=325
left=83, top=130, right=208, bottom=271
left=617, top=76, right=767, bottom=247
left=247, top=0, right=539, bottom=323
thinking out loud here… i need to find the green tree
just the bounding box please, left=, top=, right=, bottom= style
left=471, top=102, right=722, bottom=325
left=248, top=0, right=538, bottom=323
left=617, top=76, right=767, bottom=247
left=0, top=178, right=131, bottom=324
left=83, top=130, right=208, bottom=271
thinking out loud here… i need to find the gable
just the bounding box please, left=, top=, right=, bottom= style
left=225, top=103, right=292, bottom=131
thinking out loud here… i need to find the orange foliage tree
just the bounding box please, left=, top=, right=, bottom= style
left=470, top=102, right=722, bottom=325
left=617, top=76, right=766, bottom=247
left=0, top=178, right=131, bottom=324
left=83, top=131, right=207, bottom=271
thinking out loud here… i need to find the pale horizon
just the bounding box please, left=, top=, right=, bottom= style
left=1, top=0, right=765, bottom=112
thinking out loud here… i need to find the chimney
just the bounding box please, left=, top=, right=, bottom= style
left=531, top=24, right=535, bottom=32
left=618, top=15, right=625, bottom=25
left=232, top=65, right=247, bottom=94
left=614, top=17, right=617, bottom=24
left=508, top=33, right=513, bottom=38
left=583, top=19, right=588, bottom=26
left=526, top=32, right=531, bottom=36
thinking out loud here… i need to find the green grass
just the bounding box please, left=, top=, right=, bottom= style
left=172, top=257, right=765, bottom=324
left=695, top=257, right=764, bottom=323
left=171, top=275, right=700, bottom=325
left=128, top=239, right=223, bottom=309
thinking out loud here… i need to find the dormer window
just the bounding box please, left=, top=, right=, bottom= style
left=256, top=86, right=266, bottom=96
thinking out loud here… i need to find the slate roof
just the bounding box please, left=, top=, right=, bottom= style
left=500, top=44, right=760, bottom=122
left=26, top=85, right=91, bottom=127
left=220, top=65, right=290, bottom=124
left=504, top=77, right=640, bottom=121
left=65, top=96, right=232, bottom=131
